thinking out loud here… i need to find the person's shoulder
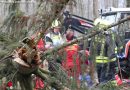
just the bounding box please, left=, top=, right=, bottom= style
left=126, top=40, right=130, bottom=45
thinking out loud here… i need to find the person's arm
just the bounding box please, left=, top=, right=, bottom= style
left=45, top=35, right=53, bottom=49
left=125, top=40, right=130, bottom=58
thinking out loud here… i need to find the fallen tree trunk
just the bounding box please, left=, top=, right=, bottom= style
left=42, top=16, right=130, bottom=58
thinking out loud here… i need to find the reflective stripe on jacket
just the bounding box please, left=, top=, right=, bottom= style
left=95, top=34, right=116, bottom=63
left=96, top=56, right=116, bottom=63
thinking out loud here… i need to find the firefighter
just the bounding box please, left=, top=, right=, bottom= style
left=45, top=19, right=64, bottom=48
left=93, top=19, right=117, bottom=83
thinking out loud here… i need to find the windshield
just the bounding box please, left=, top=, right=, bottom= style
left=101, top=14, right=117, bottom=24
left=100, top=12, right=130, bottom=45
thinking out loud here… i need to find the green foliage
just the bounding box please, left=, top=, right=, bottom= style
left=99, top=81, right=119, bottom=90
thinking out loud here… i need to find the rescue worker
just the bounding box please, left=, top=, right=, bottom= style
left=93, top=18, right=117, bottom=83
left=62, top=28, right=80, bottom=78
left=45, top=19, right=64, bottom=48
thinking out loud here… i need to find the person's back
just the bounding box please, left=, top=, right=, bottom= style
left=64, top=44, right=79, bottom=68
left=62, top=28, right=80, bottom=77
left=94, top=32, right=116, bottom=83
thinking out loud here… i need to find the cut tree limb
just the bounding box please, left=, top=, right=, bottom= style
left=13, top=58, right=30, bottom=68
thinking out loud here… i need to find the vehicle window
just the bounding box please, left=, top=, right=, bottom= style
left=118, top=13, right=130, bottom=42
left=121, top=13, right=130, bottom=30
left=120, top=13, right=130, bottom=19
left=102, top=15, right=117, bottom=24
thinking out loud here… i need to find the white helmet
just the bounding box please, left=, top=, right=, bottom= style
left=94, top=18, right=110, bottom=26
left=51, top=19, right=61, bottom=28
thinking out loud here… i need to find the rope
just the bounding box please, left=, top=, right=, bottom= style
left=117, top=57, right=123, bottom=80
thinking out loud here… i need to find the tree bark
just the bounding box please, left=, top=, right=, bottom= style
left=93, top=0, right=98, bottom=18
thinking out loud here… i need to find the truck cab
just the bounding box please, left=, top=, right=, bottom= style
left=97, top=7, right=130, bottom=43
